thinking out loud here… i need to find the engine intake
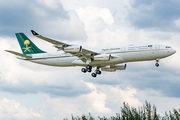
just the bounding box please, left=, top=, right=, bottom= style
left=64, top=45, right=82, bottom=53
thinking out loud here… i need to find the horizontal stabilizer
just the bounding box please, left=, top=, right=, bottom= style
left=5, top=50, right=32, bottom=58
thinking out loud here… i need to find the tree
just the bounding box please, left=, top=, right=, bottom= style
left=65, top=101, right=180, bottom=120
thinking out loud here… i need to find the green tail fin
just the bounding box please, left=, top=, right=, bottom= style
left=16, top=33, right=46, bottom=54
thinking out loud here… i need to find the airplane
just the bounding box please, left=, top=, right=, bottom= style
left=5, top=30, right=176, bottom=77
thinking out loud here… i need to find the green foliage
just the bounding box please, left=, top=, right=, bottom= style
left=65, top=101, right=180, bottom=120
left=70, top=113, right=95, bottom=120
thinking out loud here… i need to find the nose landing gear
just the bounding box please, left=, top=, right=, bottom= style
left=155, top=63, right=159, bottom=67
left=155, top=59, right=160, bottom=67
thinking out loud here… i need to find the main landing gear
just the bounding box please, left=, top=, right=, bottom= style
left=81, top=65, right=92, bottom=73
left=155, top=59, right=160, bottom=67
left=81, top=65, right=102, bottom=78
left=91, top=68, right=101, bottom=78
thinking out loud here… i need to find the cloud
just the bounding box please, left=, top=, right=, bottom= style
left=125, top=63, right=180, bottom=98
left=0, top=98, right=42, bottom=120
left=136, top=89, right=180, bottom=115
left=75, top=6, right=130, bottom=48
left=2, top=2, right=179, bottom=99
left=0, top=82, right=91, bottom=97
left=76, top=7, right=114, bottom=32
left=81, top=59, right=180, bottom=98
left=128, top=0, right=180, bottom=31
left=1, top=0, right=180, bottom=119
left=35, top=82, right=141, bottom=119
left=0, top=0, right=87, bottom=40
left=0, top=84, right=142, bottom=119
left=1, top=39, right=91, bottom=97
left=131, top=0, right=154, bottom=7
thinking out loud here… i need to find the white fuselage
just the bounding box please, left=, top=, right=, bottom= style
left=18, top=44, right=176, bottom=67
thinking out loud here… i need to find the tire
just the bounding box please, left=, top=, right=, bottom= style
left=91, top=73, right=97, bottom=77
left=86, top=65, right=92, bottom=69
left=81, top=68, right=86, bottom=73
left=155, top=63, right=159, bottom=67
left=96, top=70, right=101, bottom=75
left=87, top=69, right=92, bottom=72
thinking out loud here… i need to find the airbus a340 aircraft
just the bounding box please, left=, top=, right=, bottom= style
left=5, top=30, right=176, bottom=77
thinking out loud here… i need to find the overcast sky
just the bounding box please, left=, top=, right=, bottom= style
left=1, top=0, right=180, bottom=119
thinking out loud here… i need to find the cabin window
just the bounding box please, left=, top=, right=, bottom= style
left=166, top=46, right=171, bottom=48
left=148, top=45, right=152, bottom=47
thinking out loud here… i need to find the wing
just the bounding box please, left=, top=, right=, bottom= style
left=31, top=30, right=99, bottom=61
left=5, top=50, right=32, bottom=58
left=31, top=30, right=70, bottom=48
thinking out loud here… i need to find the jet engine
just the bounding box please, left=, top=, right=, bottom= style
left=94, top=54, right=111, bottom=61
left=101, top=67, right=116, bottom=72
left=64, top=45, right=82, bottom=53
left=101, top=63, right=126, bottom=72
left=110, top=63, right=126, bottom=70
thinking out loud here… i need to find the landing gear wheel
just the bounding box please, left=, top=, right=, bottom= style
left=87, top=68, right=92, bottom=72
left=86, top=65, right=92, bottom=69
left=155, top=63, right=159, bottom=67
left=96, top=70, right=101, bottom=75
left=91, top=73, right=97, bottom=77
left=81, top=68, right=87, bottom=73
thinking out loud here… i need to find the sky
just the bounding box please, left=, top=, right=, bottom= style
left=0, top=0, right=180, bottom=119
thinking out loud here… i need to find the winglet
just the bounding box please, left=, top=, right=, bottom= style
left=31, top=30, right=39, bottom=36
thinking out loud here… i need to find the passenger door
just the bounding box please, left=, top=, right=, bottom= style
left=155, top=45, right=160, bottom=50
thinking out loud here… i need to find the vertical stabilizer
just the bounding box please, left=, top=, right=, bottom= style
left=15, top=33, right=46, bottom=54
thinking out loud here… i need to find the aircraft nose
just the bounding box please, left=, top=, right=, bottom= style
left=171, top=49, right=176, bottom=54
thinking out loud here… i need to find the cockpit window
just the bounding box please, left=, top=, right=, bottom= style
left=166, top=46, right=171, bottom=48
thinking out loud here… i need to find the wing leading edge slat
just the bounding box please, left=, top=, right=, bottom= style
left=31, top=30, right=70, bottom=47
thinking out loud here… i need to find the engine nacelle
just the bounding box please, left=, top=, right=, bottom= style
left=110, top=63, right=126, bottom=70
left=94, top=54, right=111, bottom=61
left=101, top=66, right=116, bottom=72
left=101, top=64, right=126, bottom=72
left=64, top=45, right=82, bottom=53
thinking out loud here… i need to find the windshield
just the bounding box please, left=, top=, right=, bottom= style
left=166, top=46, right=171, bottom=48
